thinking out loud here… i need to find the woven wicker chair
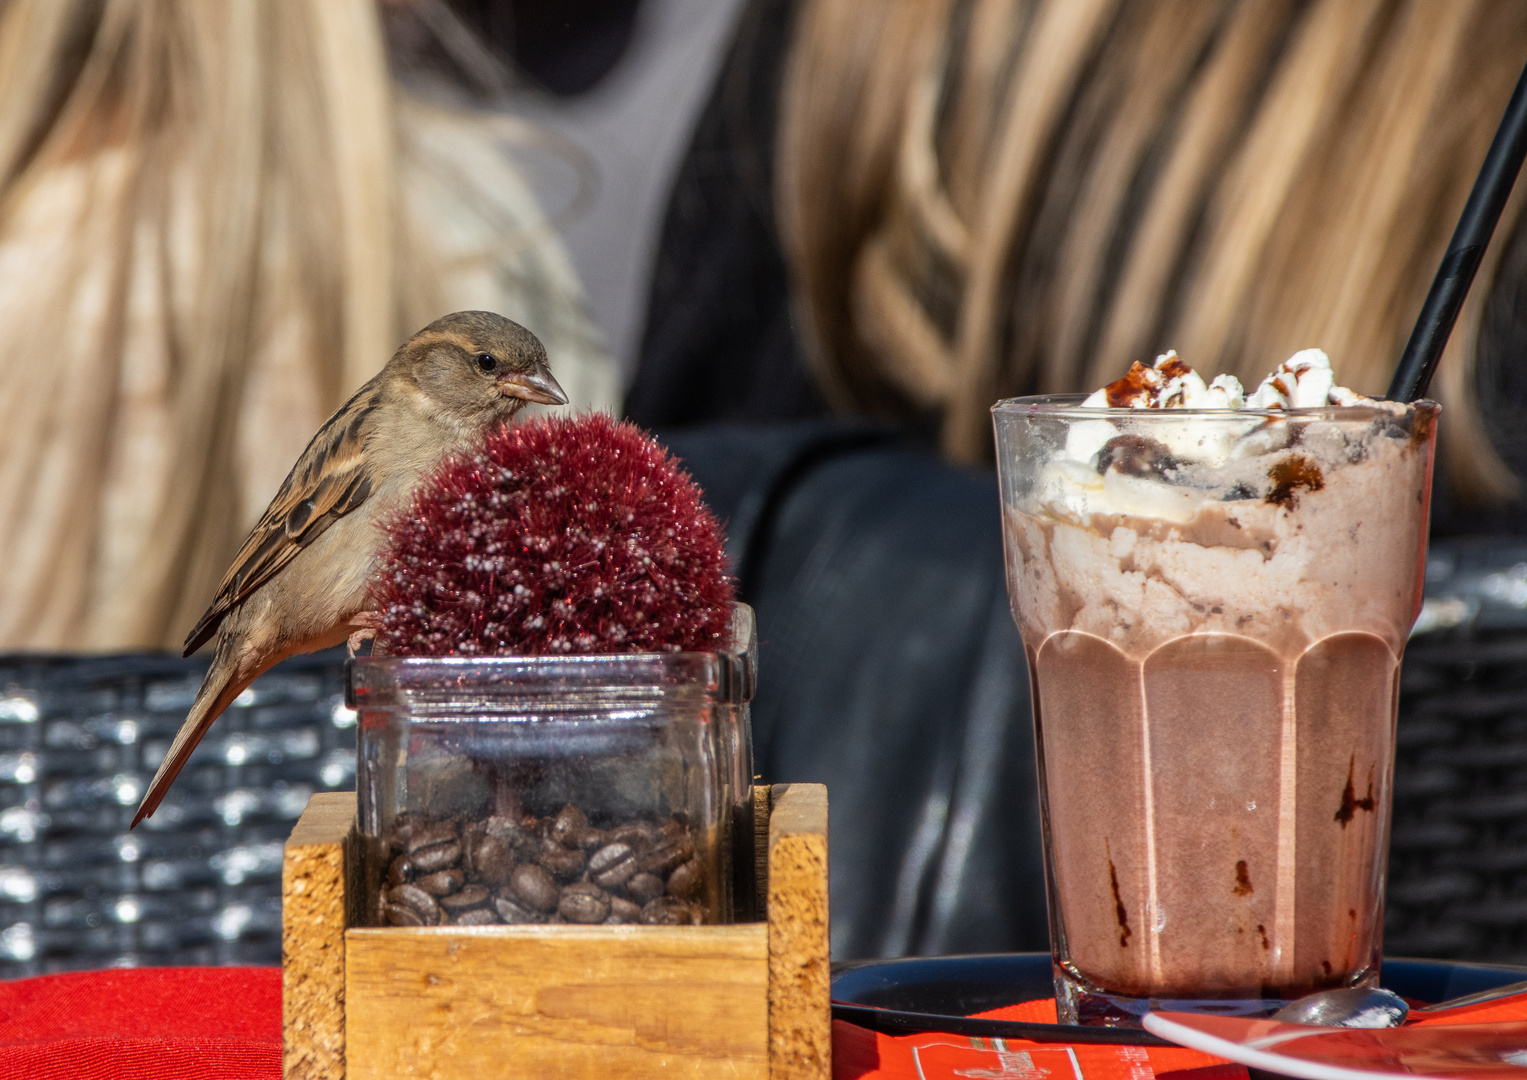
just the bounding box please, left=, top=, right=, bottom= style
left=1387, top=538, right=1527, bottom=962
left=0, top=651, right=353, bottom=976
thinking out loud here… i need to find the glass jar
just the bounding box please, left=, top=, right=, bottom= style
left=351, top=606, right=755, bottom=929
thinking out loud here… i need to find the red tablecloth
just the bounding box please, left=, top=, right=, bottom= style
left=0, top=967, right=281, bottom=1079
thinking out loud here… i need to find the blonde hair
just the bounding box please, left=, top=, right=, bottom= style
left=777, top=0, right=1527, bottom=500
left=0, top=0, right=612, bottom=651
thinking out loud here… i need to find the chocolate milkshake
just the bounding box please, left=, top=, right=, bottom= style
left=992, top=351, right=1438, bottom=1025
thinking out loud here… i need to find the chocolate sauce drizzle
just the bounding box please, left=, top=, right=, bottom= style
left=1334, top=755, right=1376, bottom=826
left=1233, top=860, right=1254, bottom=897
left=1096, top=434, right=1179, bottom=478
left=1105, top=839, right=1132, bottom=948
left=1102, top=362, right=1160, bottom=408
left=1265, top=454, right=1324, bottom=508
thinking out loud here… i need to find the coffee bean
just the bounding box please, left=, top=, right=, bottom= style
left=405, top=822, right=457, bottom=854
left=377, top=807, right=715, bottom=927
left=418, top=869, right=464, bottom=896
left=484, top=814, right=535, bottom=851
left=492, top=890, right=546, bottom=924
left=639, top=832, right=694, bottom=877
left=641, top=896, right=700, bottom=926
left=666, top=857, right=702, bottom=900
left=510, top=863, right=561, bottom=912
left=451, top=907, right=499, bottom=926
left=383, top=902, right=424, bottom=927
left=389, top=883, right=441, bottom=925
left=439, top=885, right=489, bottom=914
left=607, top=896, right=642, bottom=924
left=412, top=840, right=462, bottom=875
left=607, top=821, right=656, bottom=852
left=588, top=842, right=638, bottom=888
left=626, top=872, right=664, bottom=905
left=551, top=804, right=589, bottom=846
left=559, top=882, right=611, bottom=924
left=470, top=835, right=515, bottom=886
left=385, top=812, right=427, bottom=850
left=459, top=822, right=484, bottom=876
left=536, top=838, right=586, bottom=881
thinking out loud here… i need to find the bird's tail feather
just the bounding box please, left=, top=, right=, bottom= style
left=132, top=636, right=248, bottom=828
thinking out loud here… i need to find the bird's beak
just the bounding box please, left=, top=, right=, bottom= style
left=497, top=366, right=568, bottom=406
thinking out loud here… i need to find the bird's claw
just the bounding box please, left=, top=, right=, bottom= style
left=347, top=627, right=377, bottom=659
left=346, top=611, right=383, bottom=658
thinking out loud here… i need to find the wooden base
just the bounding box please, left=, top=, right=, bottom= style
left=281, top=785, right=829, bottom=1079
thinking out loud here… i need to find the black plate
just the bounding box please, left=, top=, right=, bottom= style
left=830, top=953, right=1527, bottom=1046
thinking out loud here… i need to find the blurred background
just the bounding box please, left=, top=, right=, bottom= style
left=3, top=0, right=1527, bottom=975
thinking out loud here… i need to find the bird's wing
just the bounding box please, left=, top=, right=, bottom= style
left=182, top=385, right=381, bottom=656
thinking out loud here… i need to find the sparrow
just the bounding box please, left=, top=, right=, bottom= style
left=131, top=311, right=567, bottom=827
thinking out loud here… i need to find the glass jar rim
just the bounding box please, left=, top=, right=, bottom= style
left=347, top=652, right=751, bottom=713
left=348, top=605, right=756, bottom=712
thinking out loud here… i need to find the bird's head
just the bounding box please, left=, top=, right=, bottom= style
left=395, top=311, right=568, bottom=432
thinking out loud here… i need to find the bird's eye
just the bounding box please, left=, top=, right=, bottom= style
left=475, top=352, right=497, bottom=373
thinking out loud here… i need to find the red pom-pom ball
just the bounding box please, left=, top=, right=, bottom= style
left=372, top=413, right=734, bottom=656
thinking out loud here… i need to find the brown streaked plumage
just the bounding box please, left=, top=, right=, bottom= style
left=133, top=311, right=566, bottom=828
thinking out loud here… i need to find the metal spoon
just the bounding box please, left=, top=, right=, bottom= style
left=1271, top=978, right=1527, bottom=1028
left=1270, top=987, right=1410, bottom=1028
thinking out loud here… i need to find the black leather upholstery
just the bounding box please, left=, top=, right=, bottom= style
left=663, top=423, right=1050, bottom=959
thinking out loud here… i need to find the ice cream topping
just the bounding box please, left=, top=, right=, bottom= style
left=1081, top=349, right=1372, bottom=412
left=1033, top=348, right=1426, bottom=529
left=1059, top=349, right=1403, bottom=479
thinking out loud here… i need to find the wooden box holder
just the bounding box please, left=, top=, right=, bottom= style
left=281, top=783, right=829, bottom=1079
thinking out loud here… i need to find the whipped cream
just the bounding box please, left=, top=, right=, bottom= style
left=1063, top=349, right=1388, bottom=470
left=1044, top=349, right=1406, bottom=525
left=1079, top=349, right=1368, bottom=412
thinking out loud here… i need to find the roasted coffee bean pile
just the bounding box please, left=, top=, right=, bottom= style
left=378, top=804, right=707, bottom=927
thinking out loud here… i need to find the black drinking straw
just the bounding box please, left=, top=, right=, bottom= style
left=1388, top=57, right=1527, bottom=403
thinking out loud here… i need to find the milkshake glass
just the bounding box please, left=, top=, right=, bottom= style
left=992, top=396, right=1438, bottom=1026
